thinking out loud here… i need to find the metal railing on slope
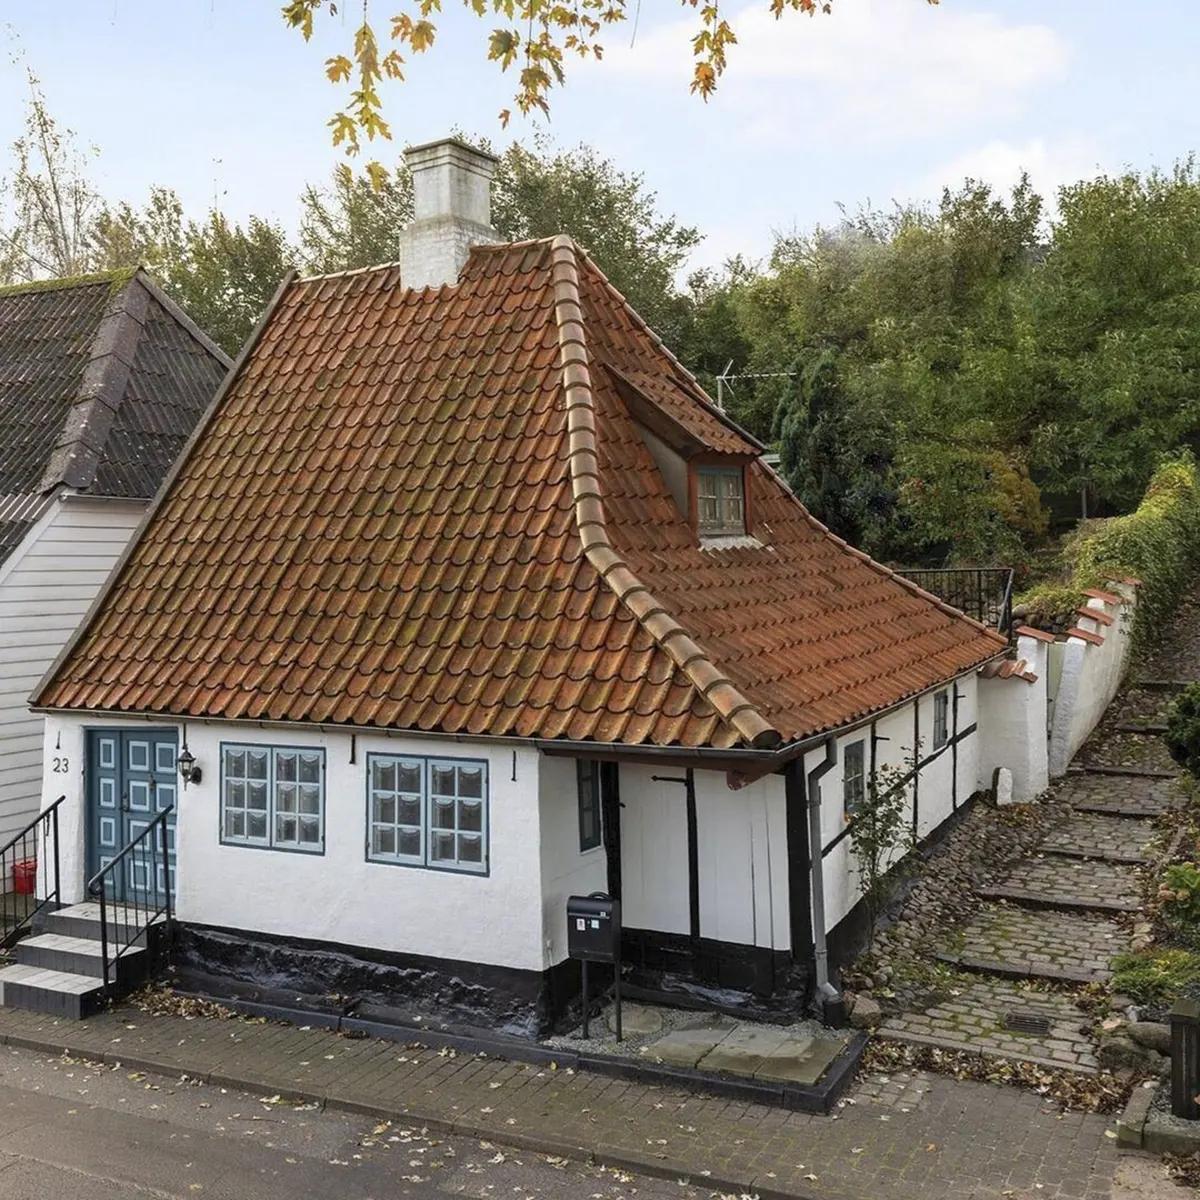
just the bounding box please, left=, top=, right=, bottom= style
left=0, top=796, right=65, bottom=948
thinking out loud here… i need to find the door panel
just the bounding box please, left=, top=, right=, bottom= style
left=87, top=729, right=178, bottom=904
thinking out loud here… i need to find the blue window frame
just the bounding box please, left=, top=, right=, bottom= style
left=367, top=755, right=488, bottom=874
left=221, top=744, right=325, bottom=853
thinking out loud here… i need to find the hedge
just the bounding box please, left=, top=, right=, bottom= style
left=1017, top=451, right=1200, bottom=645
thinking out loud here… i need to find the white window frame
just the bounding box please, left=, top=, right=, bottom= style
left=696, top=465, right=745, bottom=535
left=367, top=754, right=489, bottom=875
left=933, top=690, right=950, bottom=750
left=221, top=744, right=325, bottom=854
left=843, top=740, right=866, bottom=817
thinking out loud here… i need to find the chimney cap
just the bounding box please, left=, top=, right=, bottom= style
left=404, top=136, right=500, bottom=167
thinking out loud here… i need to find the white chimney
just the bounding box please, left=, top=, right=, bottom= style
left=398, top=137, right=500, bottom=288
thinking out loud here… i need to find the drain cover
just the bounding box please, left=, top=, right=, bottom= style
left=1004, top=1010, right=1051, bottom=1036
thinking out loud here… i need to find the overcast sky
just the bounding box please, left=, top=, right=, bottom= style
left=2, top=1, right=1197, bottom=270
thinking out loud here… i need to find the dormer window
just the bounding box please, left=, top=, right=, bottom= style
left=697, top=466, right=745, bottom=536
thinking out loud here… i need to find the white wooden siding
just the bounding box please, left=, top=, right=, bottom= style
left=0, top=495, right=145, bottom=840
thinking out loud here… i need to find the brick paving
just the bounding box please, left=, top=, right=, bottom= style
left=878, top=977, right=1100, bottom=1073
left=1058, top=772, right=1179, bottom=819
left=1077, top=732, right=1179, bottom=777
left=978, top=855, right=1143, bottom=913
left=937, top=902, right=1126, bottom=983
left=0, top=1003, right=1125, bottom=1199
left=1042, top=812, right=1158, bottom=863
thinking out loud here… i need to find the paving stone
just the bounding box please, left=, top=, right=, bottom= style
left=694, top=1024, right=789, bottom=1074
left=638, top=1026, right=723, bottom=1068
left=978, top=854, right=1143, bottom=912
left=938, top=902, right=1123, bottom=982
left=1041, top=811, right=1157, bottom=862
left=1075, top=728, right=1179, bottom=775
left=878, top=978, right=1100, bottom=1074
left=1055, top=770, right=1180, bottom=817
left=605, top=1002, right=663, bottom=1035
left=753, top=1035, right=845, bottom=1085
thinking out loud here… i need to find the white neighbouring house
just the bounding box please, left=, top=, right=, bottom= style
left=0, top=272, right=229, bottom=845
left=20, top=140, right=1082, bottom=1035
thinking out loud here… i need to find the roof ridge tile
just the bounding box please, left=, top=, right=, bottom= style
left=549, top=234, right=781, bottom=751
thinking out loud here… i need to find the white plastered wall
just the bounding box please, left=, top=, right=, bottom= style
left=812, top=674, right=980, bottom=934
left=616, top=763, right=790, bottom=952
left=1047, top=586, right=1136, bottom=776
left=976, top=631, right=1051, bottom=802
left=41, top=714, right=549, bottom=972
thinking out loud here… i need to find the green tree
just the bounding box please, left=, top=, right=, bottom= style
left=774, top=348, right=897, bottom=553
left=298, top=137, right=700, bottom=341
left=94, top=194, right=294, bottom=355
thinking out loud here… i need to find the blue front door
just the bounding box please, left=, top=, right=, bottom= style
left=87, top=730, right=178, bottom=903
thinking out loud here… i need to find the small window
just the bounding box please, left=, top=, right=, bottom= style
left=576, top=760, right=603, bottom=852
left=697, top=466, right=745, bottom=535
left=843, top=740, right=866, bottom=816
left=933, top=690, right=950, bottom=750
left=367, top=755, right=489, bottom=874
left=222, top=745, right=324, bottom=853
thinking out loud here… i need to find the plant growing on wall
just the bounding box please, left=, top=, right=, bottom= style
left=849, top=750, right=918, bottom=946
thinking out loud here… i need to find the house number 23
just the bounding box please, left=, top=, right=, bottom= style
left=52, top=756, right=70, bottom=774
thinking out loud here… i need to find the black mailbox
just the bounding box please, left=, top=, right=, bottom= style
left=567, top=892, right=623, bottom=1040
left=567, top=893, right=620, bottom=963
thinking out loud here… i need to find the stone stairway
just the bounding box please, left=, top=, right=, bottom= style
left=877, top=679, right=1181, bottom=1076
left=0, top=902, right=163, bottom=1019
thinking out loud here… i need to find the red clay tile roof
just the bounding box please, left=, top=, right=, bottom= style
left=35, top=237, right=1005, bottom=749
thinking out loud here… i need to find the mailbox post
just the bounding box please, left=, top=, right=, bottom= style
left=567, top=892, right=622, bottom=1040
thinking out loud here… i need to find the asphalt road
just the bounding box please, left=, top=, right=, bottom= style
left=0, top=1044, right=716, bottom=1200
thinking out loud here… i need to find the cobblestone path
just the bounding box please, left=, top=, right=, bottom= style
left=879, top=659, right=1186, bottom=1075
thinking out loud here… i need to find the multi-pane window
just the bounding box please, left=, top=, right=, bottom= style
left=843, top=740, right=866, bottom=817
left=576, top=760, right=602, bottom=852
left=696, top=466, right=745, bottom=535
left=222, top=745, right=324, bottom=852
left=368, top=755, right=488, bottom=874
left=933, top=689, right=950, bottom=750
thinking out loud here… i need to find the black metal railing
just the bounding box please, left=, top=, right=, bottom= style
left=900, top=567, right=1015, bottom=635
left=0, top=796, right=65, bottom=948
left=85, top=806, right=173, bottom=999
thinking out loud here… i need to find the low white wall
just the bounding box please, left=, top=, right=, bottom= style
left=976, top=631, right=1051, bottom=803
left=1047, top=586, right=1136, bottom=776
left=41, top=714, right=549, bottom=973
left=811, top=674, right=980, bottom=934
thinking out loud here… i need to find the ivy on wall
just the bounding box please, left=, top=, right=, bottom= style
left=1018, top=451, right=1200, bottom=647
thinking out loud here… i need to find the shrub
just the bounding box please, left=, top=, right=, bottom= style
left=1016, top=451, right=1200, bottom=646
left=1111, top=947, right=1200, bottom=1004
left=1158, top=861, right=1200, bottom=930
left=1166, top=689, right=1200, bottom=778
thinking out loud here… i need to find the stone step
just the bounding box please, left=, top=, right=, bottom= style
left=1056, top=772, right=1177, bottom=819
left=1040, top=813, right=1157, bottom=865
left=34, top=901, right=166, bottom=947
left=14, top=933, right=147, bottom=986
left=936, top=902, right=1123, bottom=984
left=1069, top=764, right=1178, bottom=781
left=976, top=856, right=1143, bottom=914
left=0, top=963, right=105, bottom=1020
left=877, top=978, right=1099, bottom=1075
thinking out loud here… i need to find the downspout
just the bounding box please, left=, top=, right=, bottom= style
left=806, top=738, right=839, bottom=1018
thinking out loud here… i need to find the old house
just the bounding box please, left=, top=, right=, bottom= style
left=13, top=141, right=1011, bottom=1030
left=0, top=271, right=228, bottom=844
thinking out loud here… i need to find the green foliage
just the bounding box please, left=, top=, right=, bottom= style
left=1014, top=452, right=1200, bottom=641
left=849, top=751, right=917, bottom=945
left=774, top=348, right=897, bottom=553
left=1158, top=862, right=1200, bottom=931
left=1111, top=947, right=1200, bottom=1004
left=1165, top=687, right=1200, bottom=779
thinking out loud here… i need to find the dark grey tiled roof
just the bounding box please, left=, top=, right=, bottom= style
left=0, top=270, right=230, bottom=565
